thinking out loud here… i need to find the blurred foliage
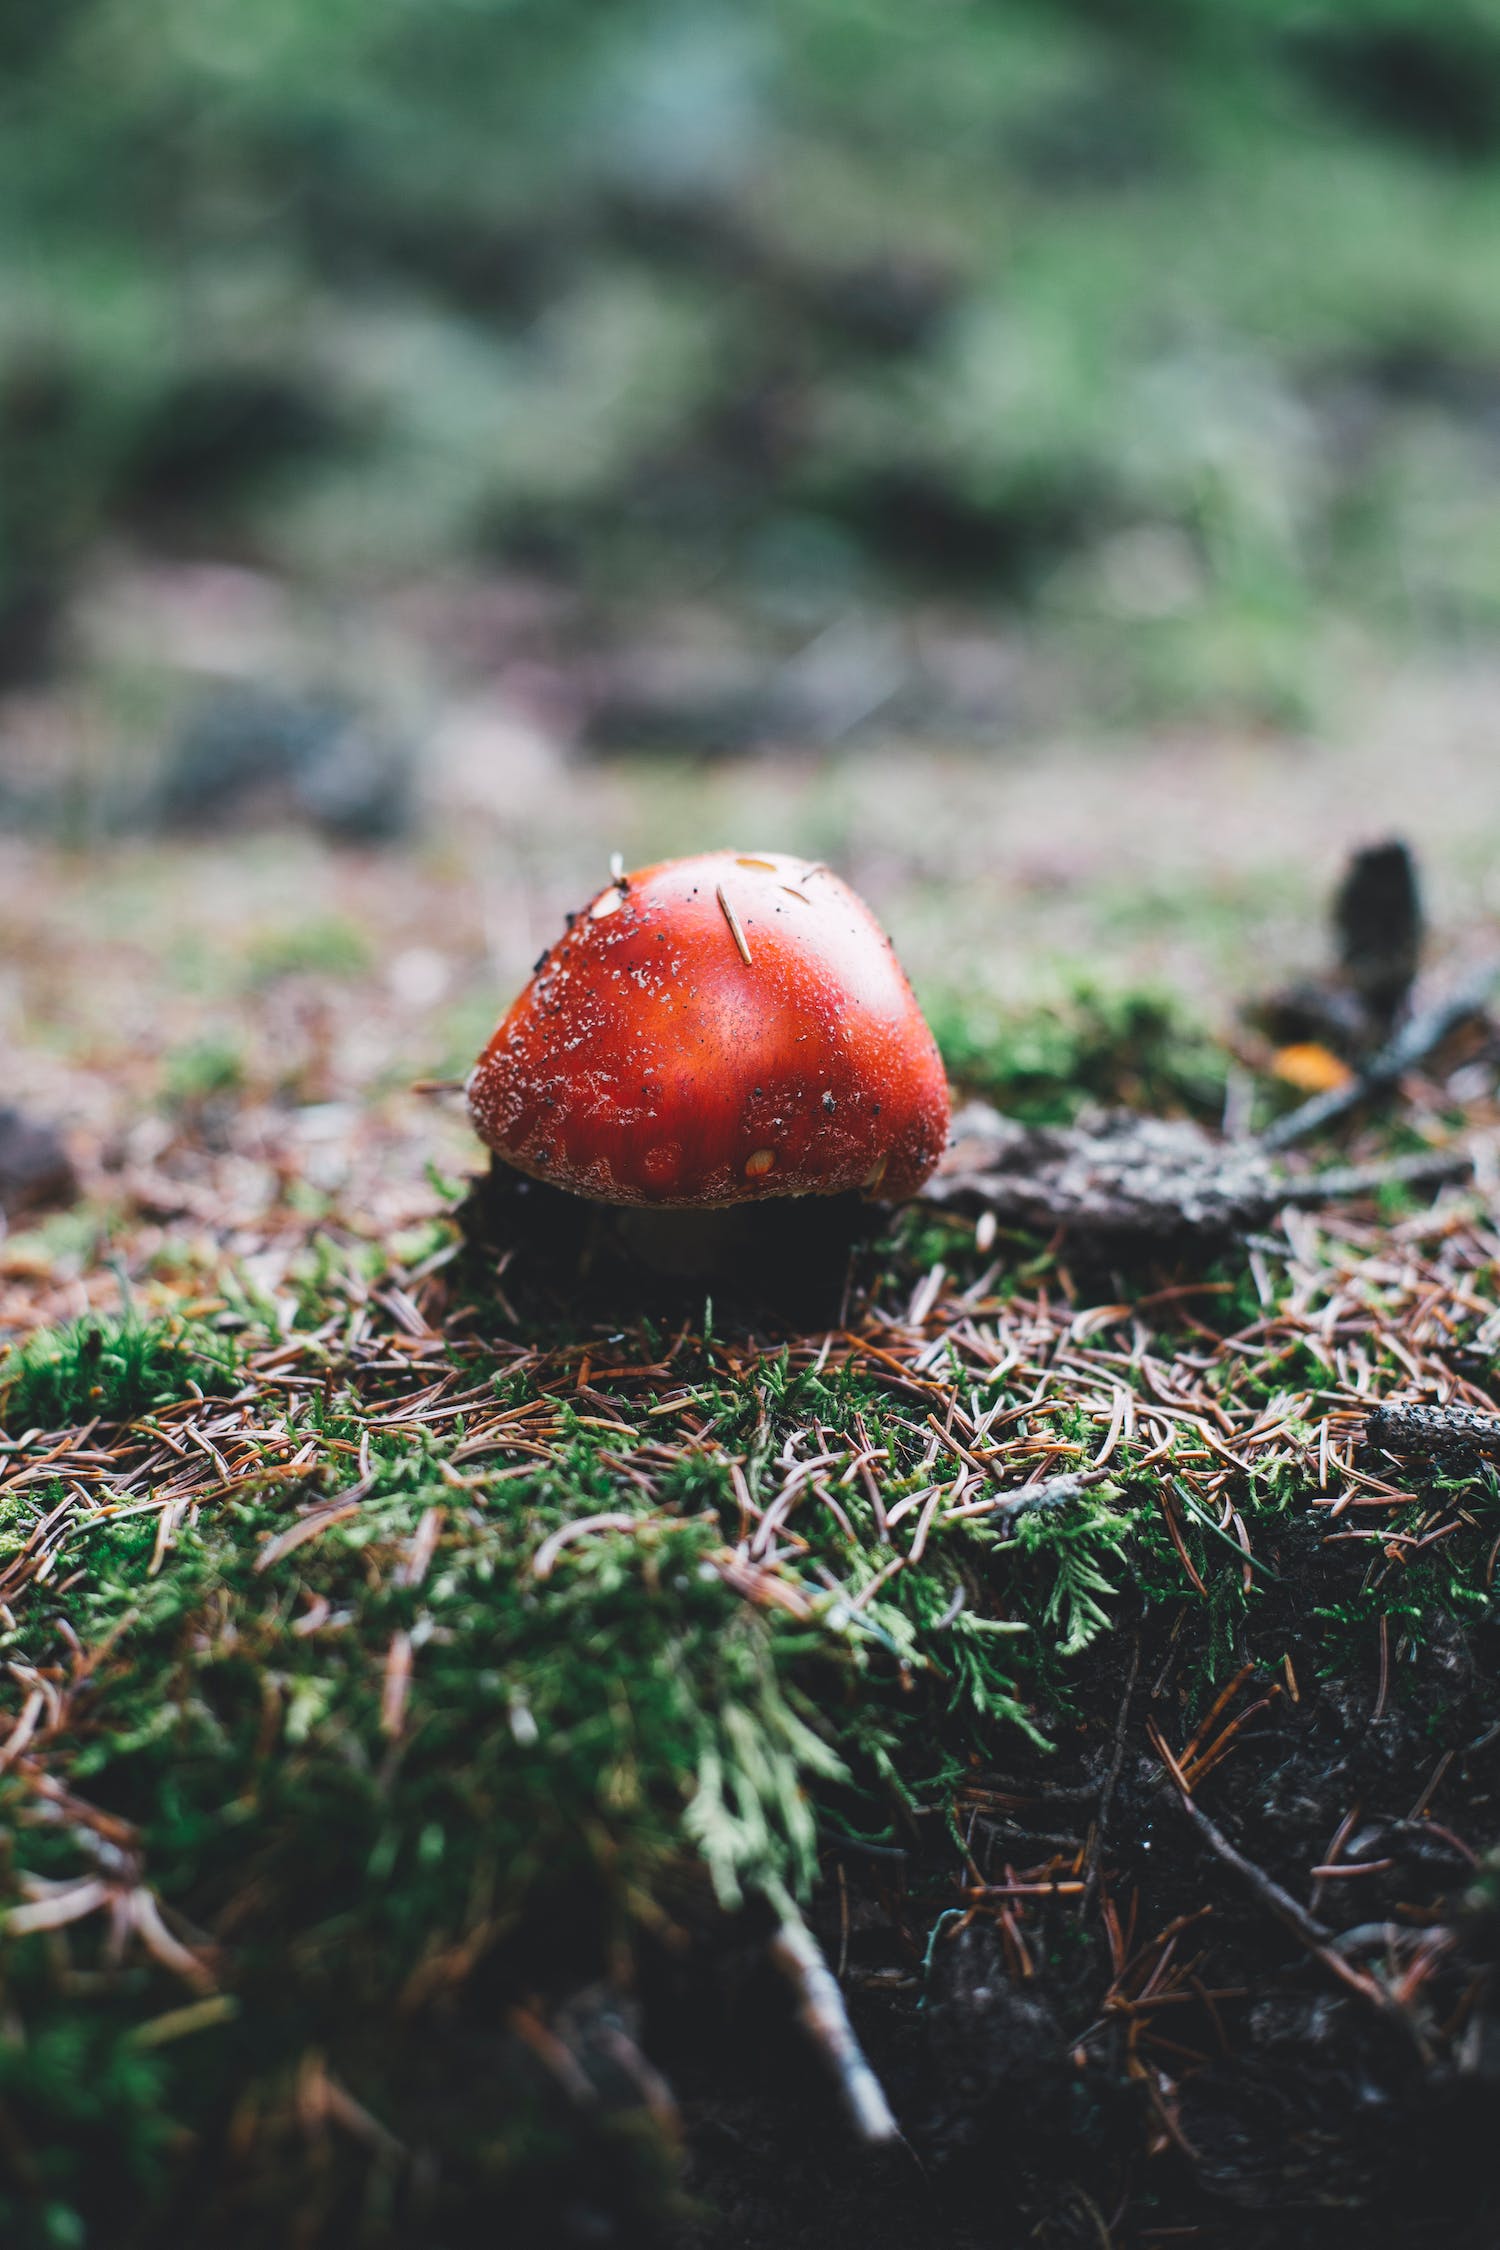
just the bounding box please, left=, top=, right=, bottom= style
left=8, top=1, right=1500, bottom=708
left=932, top=982, right=1228, bottom=1123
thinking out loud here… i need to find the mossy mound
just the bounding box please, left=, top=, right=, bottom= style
left=1, top=1139, right=1497, bottom=2246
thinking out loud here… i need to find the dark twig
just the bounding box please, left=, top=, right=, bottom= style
left=1082, top=1631, right=1141, bottom=1913
left=1155, top=1759, right=1421, bottom=2041
left=1260, top=955, right=1500, bottom=1152
left=1367, top=1400, right=1500, bottom=1462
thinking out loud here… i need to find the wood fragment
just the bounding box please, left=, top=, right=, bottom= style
left=1261, top=954, right=1500, bottom=1152
left=381, top=1630, right=413, bottom=1739
left=928, top=1103, right=1472, bottom=1246
left=1156, top=1761, right=1419, bottom=2036
left=1277, top=1147, right=1473, bottom=1208
left=4, top=1877, right=110, bottom=1934
left=1336, top=841, right=1423, bottom=1032
left=983, top=1463, right=1118, bottom=1527
left=769, top=1908, right=900, bottom=2144
left=1367, top=1399, right=1500, bottom=1461
left=130, top=1887, right=216, bottom=1993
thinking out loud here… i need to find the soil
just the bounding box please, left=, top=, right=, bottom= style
left=664, top=1558, right=1500, bottom=2249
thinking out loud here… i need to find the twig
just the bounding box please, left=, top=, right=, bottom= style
left=1155, top=1759, right=1419, bottom=2037
left=1260, top=955, right=1500, bottom=1151
left=1367, top=1400, right=1500, bottom=1462
left=964, top=1463, right=1119, bottom=1530
left=768, top=1906, right=900, bottom=2143
left=1082, top=1631, right=1141, bottom=1912
left=1277, top=1147, right=1473, bottom=1207
left=930, top=1105, right=1472, bottom=1246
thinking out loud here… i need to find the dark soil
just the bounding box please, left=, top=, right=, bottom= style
left=665, top=1547, right=1500, bottom=2250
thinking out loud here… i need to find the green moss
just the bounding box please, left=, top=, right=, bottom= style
left=245, top=918, right=373, bottom=986
left=0, top=1442, right=858, bottom=2244
left=0, top=1312, right=241, bottom=1434
left=930, top=983, right=1228, bottom=1123
left=2, top=1202, right=1496, bottom=2241
left=1313, top=1462, right=1500, bottom=1678
left=160, top=1039, right=246, bottom=1112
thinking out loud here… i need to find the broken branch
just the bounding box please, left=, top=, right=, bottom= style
left=1155, top=1758, right=1419, bottom=2040
left=1260, top=955, right=1500, bottom=1153
left=768, top=1904, right=900, bottom=2144
left=1367, top=1400, right=1500, bottom=1463
left=927, top=1104, right=1473, bottom=1247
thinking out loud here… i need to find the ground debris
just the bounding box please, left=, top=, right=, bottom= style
left=1261, top=951, right=1500, bottom=1152
left=0, top=1106, right=77, bottom=1220
left=2, top=1129, right=1497, bottom=2246
left=927, top=1100, right=1471, bottom=1243
left=3, top=833, right=1500, bottom=2248
left=1368, top=1398, right=1500, bottom=1462
left=1256, top=838, right=1424, bottom=1061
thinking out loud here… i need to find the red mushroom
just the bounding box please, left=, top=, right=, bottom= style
left=468, top=852, right=949, bottom=1232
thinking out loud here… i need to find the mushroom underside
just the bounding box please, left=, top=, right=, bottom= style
left=461, top=1159, right=884, bottom=1312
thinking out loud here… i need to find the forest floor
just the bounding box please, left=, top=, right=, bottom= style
left=2, top=668, right=1500, bottom=2248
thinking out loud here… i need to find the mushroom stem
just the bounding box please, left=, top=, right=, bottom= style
left=613, top=1203, right=764, bottom=1279
left=461, top=1162, right=878, bottom=1319
left=613, top=1196, right=878, bottom=1304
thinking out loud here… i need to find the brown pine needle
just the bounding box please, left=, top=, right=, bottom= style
left=715, top=883, right=753, bottom=966
left=381, top=1629, right=414, bottom=1738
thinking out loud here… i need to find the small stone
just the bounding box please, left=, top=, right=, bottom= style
left=0, top=1107, right=77, bottom=1219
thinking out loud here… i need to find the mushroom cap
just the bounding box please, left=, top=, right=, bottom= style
left=468, top=850, right=950, bottom=1208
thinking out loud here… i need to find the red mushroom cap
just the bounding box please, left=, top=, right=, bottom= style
left=468, top=850, right=950, bottom=1208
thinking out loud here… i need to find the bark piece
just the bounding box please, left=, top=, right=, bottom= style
left=1367, top=1401, right=1500, bottom=1463
left=1252, top=839, right=1422, bottom=1061
left=931, top=1106, right=1279, bottom=1239
left=922, top=1107, right=1475, bottom=1251
left=927, top=1104, right=1469, bottom=1246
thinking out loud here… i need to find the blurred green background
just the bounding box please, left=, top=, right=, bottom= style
left=8, top=0, right=1500, bottom=739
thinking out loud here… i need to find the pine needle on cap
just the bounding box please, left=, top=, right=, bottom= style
left=715, top=884, right=753, bottom=966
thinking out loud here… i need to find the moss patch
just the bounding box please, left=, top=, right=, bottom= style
left=1, top=1147, right=1497, bottom=2245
